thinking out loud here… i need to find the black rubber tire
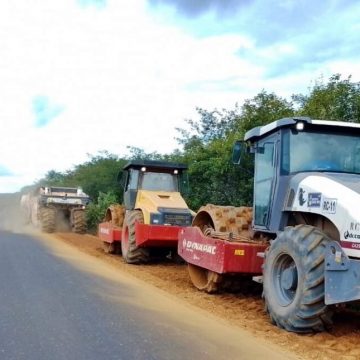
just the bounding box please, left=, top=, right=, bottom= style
left=40, top=207, right=56, bottom=233
left=263, top=225, right=333, bottom=333
left=121, top=210, right=150, bottom=264
left=72, top=210, right=87, bottom=234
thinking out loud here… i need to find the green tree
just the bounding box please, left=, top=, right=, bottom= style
left=126, top=146, right=165, bottom=161
left=38, top=151, right=126, bottom=201
left=176, top=92, right=294, bottom=210
left=69, top=151, right=126, bottom=201
left=42, top=170, right=66, bottom=184
left=293, top=74, right=360, bottom=122
left=235, top=91, right=294, bottom=138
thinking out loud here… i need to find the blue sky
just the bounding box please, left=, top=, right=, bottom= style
left=0, top=166, right=11, bottom=177
left=32, top=96, right=64, bottom=128
left=77, top=0, right=107, bottom=8
left=149, top=0, right=359, bottom=77
left=0, top=0, right=359, bottom=192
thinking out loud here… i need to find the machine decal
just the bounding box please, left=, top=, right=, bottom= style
left=307, top=192, right=321, bottom=207
left=99, top=227, right=110, bottom=235
left=350, top=222, right=360, bottom=231
left=341, top=240, right=360, bottom=249
left=184, top=239, right=216, bottom=254
left=322, top=198, right=337, bottom=214
left=298, top=187, right=306, bottom=205
left=234, top=249, right=245, bottom=256
left=343, top=222, right=360, bottom=240
left=344, top=231, right=360, bottom=240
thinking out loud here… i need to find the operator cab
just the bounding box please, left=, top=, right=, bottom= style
left=234, top=117, right=360, bottom=234
left=122, top=160, right=188, bottom=210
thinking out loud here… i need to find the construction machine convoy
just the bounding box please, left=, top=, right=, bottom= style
left=19, top=117, right=360, bottom=334
left=178, top=117, right=360, bottom=333
left=99, top=160, right=193, bottom=263
left=21, top=186, right=90, bottom=233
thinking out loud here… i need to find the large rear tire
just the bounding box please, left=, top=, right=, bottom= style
left=40, top=207, right=56, bottom=233
left=121, top=210, right=150, bottom=264
left=72, top=210, right=87, bottom=234
left=263, top=225, right=333, bottom=333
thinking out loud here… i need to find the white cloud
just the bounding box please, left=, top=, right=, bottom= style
left=0, top=0, right=359, bottom=193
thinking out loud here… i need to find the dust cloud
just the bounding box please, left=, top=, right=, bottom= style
left=0, top=193, right=74, bottom=234
left=55, top=210, right=71, bottom=232
left=0, top=193, right=30, bottom=233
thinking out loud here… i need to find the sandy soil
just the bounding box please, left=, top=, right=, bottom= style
left=47, top=232, right=360, bottom=360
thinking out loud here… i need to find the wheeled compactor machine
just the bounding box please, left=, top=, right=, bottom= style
left=99, top=160, right=193, bottom=263
left=179, top=117, right=360, bottom=333
left=21, top=186, right=90, bottom=233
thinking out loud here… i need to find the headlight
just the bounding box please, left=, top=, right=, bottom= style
left=296, top=121, right=304, bottom=131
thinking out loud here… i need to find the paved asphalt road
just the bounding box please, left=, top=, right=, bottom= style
left=0, top=231, right=295, bottom=360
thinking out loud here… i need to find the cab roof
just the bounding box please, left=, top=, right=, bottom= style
left=123, top=160, right=187, bottom=171
left=244, top=117, right=360, bottom=142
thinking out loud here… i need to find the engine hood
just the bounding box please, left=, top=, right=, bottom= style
left=325, top=173, right=360, bottom=193
left=286, top=172, right=360, bottom=257
left=136, top=190, right=190, bottom=212
left=135, top=190, right=192, bottom=224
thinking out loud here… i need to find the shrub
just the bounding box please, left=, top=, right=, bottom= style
left=86, top=191, right=118, bottom=233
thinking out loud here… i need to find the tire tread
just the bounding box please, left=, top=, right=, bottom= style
left=263, top=224, right=333, bottom=333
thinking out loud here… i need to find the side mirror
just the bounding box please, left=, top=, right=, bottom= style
left=232, top=140, right=255, bottom=177
left=232, top=141, right=244, bottom=164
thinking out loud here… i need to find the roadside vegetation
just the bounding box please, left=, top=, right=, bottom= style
left=23, top=74, right=360, bottom=230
